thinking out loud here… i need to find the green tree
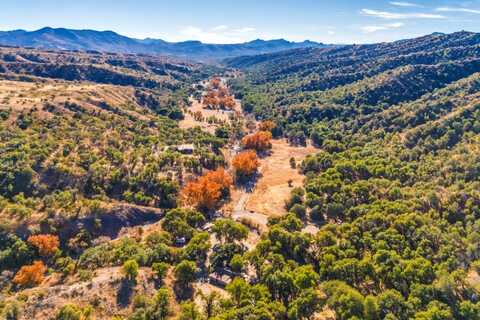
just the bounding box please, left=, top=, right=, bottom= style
left=56, top=304, right=82, bottom=320
left=152, top=262, right=169, bottom=282
left=322, top=281, right=365, bottom=320
left=175, top=260, right=197, bottom=288
left=179, top=302, right=204, bottom=320
left=364, top=295, right=379, bottom=320
left=212, top=219, right=248, bottom=243
left=413, top=301, right=452, bottom=320
left=123, top=259, right=139, bottom=281
left=147, top=288, right=171, bottom=320
left=287, top=288, right=323, bottom=320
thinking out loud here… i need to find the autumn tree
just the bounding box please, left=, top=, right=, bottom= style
left=232, top=150, right=259, bottom=181
left=258, top=120, right=276, bottom=133
left=193, top=111, right=203, bottom=121
left=241, top=131, right=272, bottom=152
left=13, top=260, right=47, bottom=287
left=205, top=168, right=233, bottom=197
left=210, top=78, right=221, bottom=89
left=203, top=79, right=236, bottom=110
left=28, top=234, right=60, bottom=256
left=182, top=168, right=232, bottom=211
left=203, top=91, right=218, bottom=108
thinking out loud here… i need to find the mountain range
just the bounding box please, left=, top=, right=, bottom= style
left=0, top=27, right=325, bottom=61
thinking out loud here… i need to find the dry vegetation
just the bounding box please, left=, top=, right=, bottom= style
left=244, top=139, right=316, bottom=216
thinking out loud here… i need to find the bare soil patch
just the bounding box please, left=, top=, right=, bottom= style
left=10, top=267, right=157, bottom=320
left=0, top=80, right=147, bottom=121
left=245, top=139, right=317, bottom=217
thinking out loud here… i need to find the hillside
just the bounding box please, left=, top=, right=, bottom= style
left=0, top=27, right=326, bottom=61
left=222, top=30, right=480, bottom=319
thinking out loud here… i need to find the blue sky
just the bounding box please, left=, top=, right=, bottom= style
left=1, top=0, right=480, bottom=44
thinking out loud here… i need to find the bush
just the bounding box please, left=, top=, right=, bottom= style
left=55, top=304, right=90, bottom=320
left=28, top=234, right=60, bottom=256
left=122, top=259, right=139, bottom=281
left=152, top=262, right=169, bottom=281
left=13, top=260, right=46, bottom=287
left=174, top=260, right=197, bottom=288
left=289, top=204, right=307, bottom=219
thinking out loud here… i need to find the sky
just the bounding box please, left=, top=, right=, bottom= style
left=1, top=0, right=480, bottom=44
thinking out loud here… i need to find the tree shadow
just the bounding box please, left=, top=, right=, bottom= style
left=173, top=283, right=194, bottom=301
left=235, top=172, right=262, bottom=193
left=116, top=278, right=135, bottom=308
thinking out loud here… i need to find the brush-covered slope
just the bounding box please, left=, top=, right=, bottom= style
left=221, top=31, right=480, bottom=319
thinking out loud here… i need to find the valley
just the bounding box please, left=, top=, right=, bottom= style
left=3, top=30, right=480, bottom=320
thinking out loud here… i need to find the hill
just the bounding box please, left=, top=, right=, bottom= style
left=0, top=27, right=326, bottom=61
left=222, top=30, right=480, bottom=319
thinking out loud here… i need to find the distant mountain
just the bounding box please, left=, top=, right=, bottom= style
left=0, top=27, right=326, bottom=61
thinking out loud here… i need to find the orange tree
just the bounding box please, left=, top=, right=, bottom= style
left=210, top=77, right=221, bottom=89
left=28, top=234, right=60, bottom=256
left=13, top=260, right=47, bottom=287
left=182, top=168, right=232, bottom=212
left=232, top=150, right=259, bottom=181
left=258, top=120, right=276, bottom=133
left=241, top=131, right=272, bottom=152
left=203, top=90, right=218, bottom=108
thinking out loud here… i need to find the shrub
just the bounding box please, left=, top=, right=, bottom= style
left=122, top=259, right=139, bottom=281
left=28, top=234, right=60, bottom=256
left=13, top=260, right=47, bottom=287
left=152, top=262, right=169, bottom=281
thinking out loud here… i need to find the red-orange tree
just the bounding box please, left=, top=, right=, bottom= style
left=203, top=90, right=218, bottom=108
left=182, top=168, right=233, bottom=211
left=242, top=131, right=272, bottom=152
left=258, top=120, right=276, bottom=132
left=210, top=77, right=221, bottom=89
left=13, top=260, right=47, bottom=287
left=28, top=234, right=60, bottom=256
left=232, top=150, right=259, bottom=180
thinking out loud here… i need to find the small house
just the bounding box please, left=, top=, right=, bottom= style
left=176, top=144, right=195, bottom=154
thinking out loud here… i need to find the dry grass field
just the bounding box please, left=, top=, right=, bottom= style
left=244, top=139, right=317, bottom=217
left=179, top=97, right=241, bottom=134
left=0, top=79, right=151, bottom=121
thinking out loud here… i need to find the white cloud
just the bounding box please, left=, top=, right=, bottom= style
left=436, top=7, right=480, bottom=14
left=212, top=25, right=228, bottom=31
left=328, top=30, right=335, bottom=35
left=361, top=22, right=405, bottom=33
left=233, top=27, right=256, bottom=33
left=361, top=8, right=446, bottom=19
left=390, top=1, right=423, bottom=7
left=178, top=25, right=257, bottom=44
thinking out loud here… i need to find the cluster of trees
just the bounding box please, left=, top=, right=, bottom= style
left=202, top=78, right=236, bottom=110
left=241, top=131, right=272, bottom=152
left=217, top=34, right=480, bottom=318
left=3, top=233, right=60, bottom=288
left=181, top=168, right=232, bottom=212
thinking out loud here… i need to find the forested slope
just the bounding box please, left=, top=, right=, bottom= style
left=221, top=31, right=480, bottom=319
